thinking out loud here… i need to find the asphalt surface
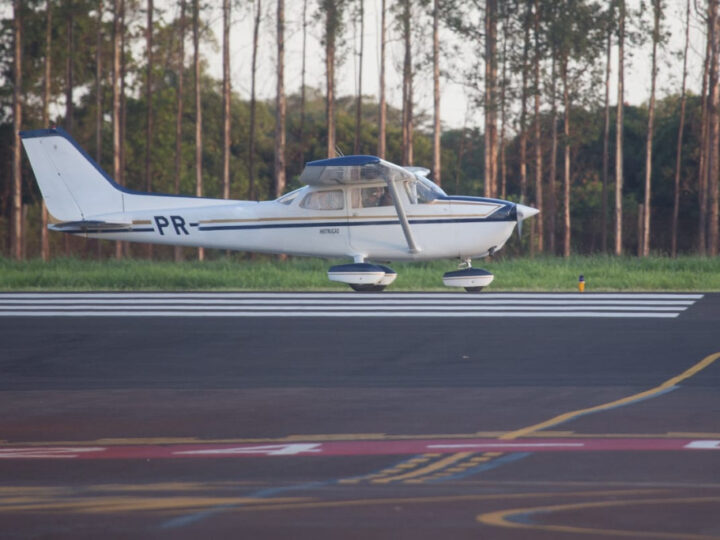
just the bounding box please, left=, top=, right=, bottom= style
left=1, top=292, right=719, bottom=539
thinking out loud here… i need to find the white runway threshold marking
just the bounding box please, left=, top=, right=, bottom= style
left=0, top=293, right=702, bottom=318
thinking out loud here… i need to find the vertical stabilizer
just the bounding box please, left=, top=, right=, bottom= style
left=20, top=128, right=124, bottom=222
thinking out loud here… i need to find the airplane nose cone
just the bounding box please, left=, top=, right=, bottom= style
left=516, top=203, right=539, bottom=221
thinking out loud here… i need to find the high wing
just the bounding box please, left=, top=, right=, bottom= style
left=298, top=155, right=416, bottom=186
left=299, top=155, right=421, bottom=253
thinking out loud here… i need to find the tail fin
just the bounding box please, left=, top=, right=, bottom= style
left=20, top=128, right=124, bottom=222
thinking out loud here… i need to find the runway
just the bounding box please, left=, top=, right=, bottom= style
left=1, top=292, right=719, bottom=539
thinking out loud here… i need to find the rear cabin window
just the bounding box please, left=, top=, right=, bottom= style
left=300, top=190, right=344, bottom=210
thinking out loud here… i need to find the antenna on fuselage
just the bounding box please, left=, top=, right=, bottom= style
left=334, top=145, right=345, bottom=157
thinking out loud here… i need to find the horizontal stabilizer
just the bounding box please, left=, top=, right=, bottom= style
left=49, top=220, right=133, bottom=232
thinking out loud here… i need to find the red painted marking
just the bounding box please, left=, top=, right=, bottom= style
left=0, top=438, right=718, bottom=460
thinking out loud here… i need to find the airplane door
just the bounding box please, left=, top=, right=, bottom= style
left=347, top=185, right=407, bottom=258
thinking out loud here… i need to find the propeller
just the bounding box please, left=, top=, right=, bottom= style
left=515, top=203, right=540, bottom=238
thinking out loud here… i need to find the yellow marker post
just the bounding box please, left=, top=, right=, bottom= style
left=578, top=274, right=585, bottom=292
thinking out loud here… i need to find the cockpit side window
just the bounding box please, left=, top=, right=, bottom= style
left=299, top=190, right=344, bottom=210
left=352, top=186, right=394, bottom=208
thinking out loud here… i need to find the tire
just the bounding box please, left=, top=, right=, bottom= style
left=349, top=283, right=387, bottom=292
left=464, top=286, right=484, bottom=293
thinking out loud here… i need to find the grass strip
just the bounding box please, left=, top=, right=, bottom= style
left=0, top=255, right=719, bottom=291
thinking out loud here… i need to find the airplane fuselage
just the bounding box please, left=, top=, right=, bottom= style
left=72, top=185, right=517, bottom=262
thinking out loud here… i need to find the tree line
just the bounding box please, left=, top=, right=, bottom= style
left=1, top=0, right=719, bottom=261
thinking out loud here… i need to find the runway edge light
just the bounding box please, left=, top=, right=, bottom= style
left=578, top=274, right=585, bottom=292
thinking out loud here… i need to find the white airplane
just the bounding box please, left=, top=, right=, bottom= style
left=20, top=127, right=538, bottom=292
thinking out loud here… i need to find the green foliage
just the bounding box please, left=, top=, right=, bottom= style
left=1, top=255, right=718, bottom=291
left=0, top=0, right=713, bottom=259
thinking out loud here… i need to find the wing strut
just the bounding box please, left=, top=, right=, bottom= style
left=384, top=176, right=421, bottom=254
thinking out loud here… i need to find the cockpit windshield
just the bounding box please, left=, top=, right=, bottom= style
left=276, top=187, right=304, bottom=205
left=405, top=175, right=447, bottom=204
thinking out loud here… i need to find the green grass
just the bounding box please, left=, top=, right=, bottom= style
left=1, top=255, right=719, bottom=291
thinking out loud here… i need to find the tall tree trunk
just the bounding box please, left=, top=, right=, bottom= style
left=12, top=0, right=22, bottom=260
left=484, top=0, right=498, bottom=198
left=709, top=0, right=720, bottom=256
left=377, top=0, right=386, bottom=159
left=562, top=56, right=571, bottom=258
left=65, top=1, right=74, bottom=133
left=249, top=0, right=261, bottom=199
left=41, top=0, right=52, bottom=261
left=174, top=0, right=185, bottom=262
left=532, top=0, right=542, bottom=253
left=96, top=1, right=103, bottom=164
left=113, top=0, right=123, bottom=259
left=65, top=0, right=74, bottom=256
left=223, top=0, right=231, bottom=200
left=354, top=0, right=364, bottom=155
left=401, top=0, right=413, bottom=165
left=275, top=0, right=286, bottom=197
left=641, top=0, right=660, bottom=257
left=325, top=1, right=337, bottom=158
left=145, top=0, right=154, bottom=258
left=120, top=1, right=127, bottom=257
left=94, top=0, right=103, bottom=258
left=548, top=54, right=558, bottom=254
left=299, top=0, right=307, bottom=167
left=518, top=1, right=530, bottom=203
left=601, top=10, right=611, bottom=253
left=432, top=0, right=441, bottom=185
left=193, top=0, right=203, bottom=261
left=145, top=0, right=153, bottom=193
left=672, top=0, right=691, bottom=257
left=499, top=8, right=508, bottom=200
left=614, top=0, right=625, bottom=255
left=699, top=16, right=711, bottom=255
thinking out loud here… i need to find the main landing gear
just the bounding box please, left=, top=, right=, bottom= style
left=327, top=259, right=493, bottom=293
left=327, top=263, right=397, bottom=292
left=442, top=259, right=494, bottom=293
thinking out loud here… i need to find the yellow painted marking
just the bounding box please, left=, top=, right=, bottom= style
left=0, top=432, right=569, bottom=448
left=477, top=497, right=720, bottom=539
left=227, top=489, right=664, bottom=514
left=0, top=496, right=310, bottom=514
left=371, top=452, right=474, bottom=484
left=500, top=352, right=720, bottom=440
left=10, top=430, right=719, bottom=449
left=131, top=220, right=151, bottom=225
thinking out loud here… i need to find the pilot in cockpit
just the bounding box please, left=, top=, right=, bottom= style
left=361, top=186, right=393, bottom=208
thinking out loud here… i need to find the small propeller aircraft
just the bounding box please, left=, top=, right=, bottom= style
left=20, top=127, right=538, bottom=292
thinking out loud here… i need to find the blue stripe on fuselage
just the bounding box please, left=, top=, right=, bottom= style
left=197, top=216, right=514, bottom=232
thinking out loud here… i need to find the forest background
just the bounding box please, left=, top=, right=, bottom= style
left=2, top=0, right=720, bottom=262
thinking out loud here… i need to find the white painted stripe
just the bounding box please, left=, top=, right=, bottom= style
left=0, top=293, right=705, bottom=300
left=428, top=443, right=585, bottom=449
left=0, top=311, right=680, bottom=318
left=0, top=293, right=697, bottom=318
left=0, top=299, right=695, bottom=306
left=0, top=305, right=687, bottom=312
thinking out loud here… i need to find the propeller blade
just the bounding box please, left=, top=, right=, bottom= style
left=515, top=203, right=539, bottom=239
